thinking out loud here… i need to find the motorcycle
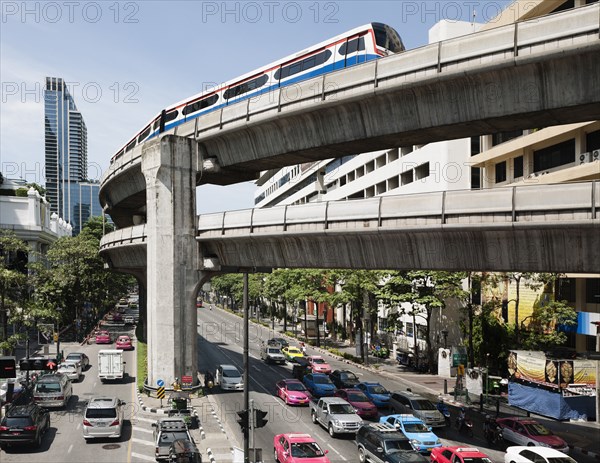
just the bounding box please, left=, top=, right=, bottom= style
left=484, top=422, right=503, bottom=446
left=455, top=415, right=474, bottom=437
left=436, top=402, right=451, bottom=426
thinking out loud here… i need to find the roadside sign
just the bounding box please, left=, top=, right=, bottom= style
left=157, top=379, right=164, bottom=387
left=156, top=386, right=166, bottom=399
left=182, top=375, right=193, bottom=385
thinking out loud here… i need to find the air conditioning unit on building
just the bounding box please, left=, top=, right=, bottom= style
left=579, top=152, right=591, bottom=164
left=592, top=150, right=600, bottom=161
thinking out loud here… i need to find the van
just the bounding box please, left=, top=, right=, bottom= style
left=98, top=349, right=125, bottom=382
left=82, top=397, right=124, bottom=440
left=33, top=373, right=72, bottom=408
left=260, top=343, right=286, bottom=364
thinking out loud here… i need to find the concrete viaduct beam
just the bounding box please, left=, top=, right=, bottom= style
left=197, top=45, right=600, bottom=173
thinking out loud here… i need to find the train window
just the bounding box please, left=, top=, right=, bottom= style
left=164, top=109, right=178, bottom=123
left=275, top=49, right=332, bottom=80
left=224, top=74, right=268, bottom=100
left=372, top=23, right=405, bottom=53
left=338, top=37, right=365, bottom=55
left=137, top=125, right=151, bottom=143
left=183, top=94, right=219, bottom=116
left=125, top=139, right=136, bottom=152
left=289, top=62, right=302, bottom=76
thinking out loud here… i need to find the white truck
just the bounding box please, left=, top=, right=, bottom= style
left=98, top=349, right=125, bottom=382
left=309, top=396, right=363, bottom=437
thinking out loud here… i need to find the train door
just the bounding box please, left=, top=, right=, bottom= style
left=344, top=34, right=367, bottom=67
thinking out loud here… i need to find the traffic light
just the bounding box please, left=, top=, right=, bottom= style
left=237, top=409, right=249, bottom=435
left=19, top=357, right=58, bottom=371
left=254, top=409, right=268, bottom=428
left=0, top=357, right=17, bottom=379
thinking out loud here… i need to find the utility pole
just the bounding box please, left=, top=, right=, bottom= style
left=243, top=273, right=249, bottom=463
left=249, top=398, right=255, bottom=457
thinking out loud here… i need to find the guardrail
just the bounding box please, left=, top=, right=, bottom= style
left=197, top=181, right=599, bottom=236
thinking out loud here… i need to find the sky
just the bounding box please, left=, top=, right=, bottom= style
left=1, top=0, right=511, bottom=214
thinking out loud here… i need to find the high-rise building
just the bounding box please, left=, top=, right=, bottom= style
left=44, top=77, right=100, bottom=234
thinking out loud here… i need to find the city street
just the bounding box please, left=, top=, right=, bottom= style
left=197, top=304, right=600, bottom=463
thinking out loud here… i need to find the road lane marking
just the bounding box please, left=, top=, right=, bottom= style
left=131, top=451, right=156, bottom=461
left=131, top=437, right=155, bottom=446
left=133, top=416, right=157, bottom=424
left=132, top=426, right=153, bottom=434
left=67, top=444, right=73, bottom=453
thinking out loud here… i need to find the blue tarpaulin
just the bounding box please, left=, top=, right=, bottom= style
left=508, top=382, right=595, bottom=420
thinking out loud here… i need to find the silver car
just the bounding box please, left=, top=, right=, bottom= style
left=389, top=391, right=446, bottom=428
left=82, top=397, right=124, bottom=440
left=57, top=361, right=82, bottom=382
left=216, top=364, right=244, bottom=391
left=33, top=373, right=72, bottom=408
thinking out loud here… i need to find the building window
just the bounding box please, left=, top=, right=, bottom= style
left=533, top=139, right=575, bottom=172
left=586, top=129, right=600, bottom=151
left=401, top=170, right=413, bottom=185
left=415, top=162, right=429, bottom=180
left=513, top=156, right=524, bottom=179
left=378, top=317, right=388, bottom=332
left=495, top=160, right=507, bottom=183
left=556, top=278, right=576, bottom=303
left=585, top=278, right=600, bottom=304
left=470, top=136, right=480, bottom=156
left=471, top=167, right=481, bottom=189
left=492, top=130, right=522, bottom=146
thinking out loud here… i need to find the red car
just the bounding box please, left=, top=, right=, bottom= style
left=334, top=388, right=378, bottom=419
left=431, top=446, right=492, bottom=463
left=496, top=417, right=569, bottom=453
left=306, top=356, right=331, bottom=374
left=276, top=379, right=311, bottom=406
left=95, top=330, right=111, bottom=344
left=273, top=433, right=330, bottom=463
left=115, top=335, right=133, bottom=350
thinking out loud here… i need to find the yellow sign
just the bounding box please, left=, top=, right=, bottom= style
left=457, top=364, right=465, bottom=376
left=156, top=386, right=165, bottom=399
left=53, top=332, right=59, bottom=342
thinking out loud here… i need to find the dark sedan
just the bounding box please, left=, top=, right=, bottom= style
left=329, top=369, right=360, bottom=389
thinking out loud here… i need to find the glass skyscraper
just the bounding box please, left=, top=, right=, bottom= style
left=44, top=77, right=101, bottom=234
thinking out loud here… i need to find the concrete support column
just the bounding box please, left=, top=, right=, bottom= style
left=142, top=135, right=199, bottom=387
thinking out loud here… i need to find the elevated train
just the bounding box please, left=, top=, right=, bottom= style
left=111, top=22, right=404, bottom=164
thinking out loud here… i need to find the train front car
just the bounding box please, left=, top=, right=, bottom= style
left=372, top=22, right=405, bottom=55
left=109, top=22, right=405, bottom=165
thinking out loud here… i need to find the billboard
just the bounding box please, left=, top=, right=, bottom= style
left=508, top=350, right=596, bottom=395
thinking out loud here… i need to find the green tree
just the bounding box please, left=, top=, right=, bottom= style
left=0, top=231, right=29, bottom=354
left=378, top=271, right=467, bottom=373
left=332, top=270, right=384, bottom=356
left=520, top=299, right=577, bottom=351
left=30, top=221, right=132, bottom=339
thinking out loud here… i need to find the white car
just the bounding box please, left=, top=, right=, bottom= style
left=215, top=364, right=243, bottom=391
left=83, top=397, right=124, bottom=440
left=505, top=446, right=576, bottom=463
left=58, top=361, right=82, bottom=382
